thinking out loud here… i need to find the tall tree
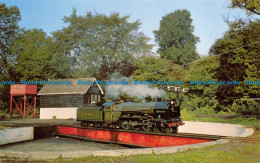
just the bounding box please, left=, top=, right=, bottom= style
left=210, top=20, right=260, bottom=108
left=53, top=10, right=152, bottom=79
left=154, top=9, right=200, bottom=65
left=12, top=29, right=70, bottom=81
left=231, top=0, right=260, bottom=15
left=0, top=3, right=20, bottom=111
left=134, top=56, right=171, bottom=82
left=182, top=56, right=219, bottom=113
left=0, top=3, right=21, bottom=80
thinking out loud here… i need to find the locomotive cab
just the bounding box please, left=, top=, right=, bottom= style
left=168, top=101, right=180, bottom=117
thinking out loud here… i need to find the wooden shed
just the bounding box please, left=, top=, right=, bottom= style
left=38, top=78, right=104, bottom=119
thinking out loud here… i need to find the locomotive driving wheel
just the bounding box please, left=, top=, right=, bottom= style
left=165, top=127, right=173, bottom=133
left=142, top=124, right=152, bottom=131
left=132, top=121, right=140, bottom=130
left=121, top=120, right=130, bottom=130
left=172, top=126, right=178, bottom=133
left=94, top=122, right=99, bottom=128
left=80, top=121, right=86, bottom=126
left=153, top=126, right=161, bottom=132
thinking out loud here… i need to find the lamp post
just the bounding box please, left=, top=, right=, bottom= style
left=167, top=86, right=188, bottom=107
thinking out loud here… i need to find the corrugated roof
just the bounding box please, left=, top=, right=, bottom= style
left=38, top=78, right=103, bottom=95
left=103, top=102, right=115, bottom=106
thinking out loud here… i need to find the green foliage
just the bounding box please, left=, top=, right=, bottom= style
left=231, top=0, right=260, bottom=15
left=0, top=3, right=21, bottom=111
left=133, top=56, right=171, bottom=100
left=230, top=99, right=242, bottom=113
left=181, top=95, right=218, bottom=113
left=134, top=56, right=170, bottom=82
left=180, top=108, right=196, bottom=121
left=12, top=29, right=70, bottom=81
left=0, top=84, right=8, bottom=110
left=154, top=9, right=200, bottom=65
left=0, top=3, right=21, bottom=80
left=194, top=106, right=216, bottom=114
left=194, top=116, right=260, bottom=127
left=181, top=57, right=220, bottom=112
left=210, top=20, right=260, bottom=108
left=181, top=95, right=200, bottom=111
left=0, top=108, right=6, bottom=116
left=54, top=9, right=152, bottom=79
left=0, top=126, right=8, bottom=129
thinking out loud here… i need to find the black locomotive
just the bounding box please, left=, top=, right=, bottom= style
left=77, top=101, right=184, bottom=133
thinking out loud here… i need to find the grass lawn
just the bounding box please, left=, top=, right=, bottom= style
left=181, top=109, right=260, bottom=127
left=0, top=126, right=8, bottom=130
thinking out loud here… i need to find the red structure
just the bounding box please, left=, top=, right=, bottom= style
left=58, top=126, right=213, bottom=147
left=10, top=84, right=37, bottom=119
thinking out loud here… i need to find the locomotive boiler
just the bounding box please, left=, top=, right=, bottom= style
left=77, top=101, right=184, bottom=133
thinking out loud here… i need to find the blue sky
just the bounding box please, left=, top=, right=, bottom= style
left=2, top=0, right=257, bottom=55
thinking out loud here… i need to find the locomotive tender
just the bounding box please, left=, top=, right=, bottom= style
left=77, top=101, right=184, bottom=133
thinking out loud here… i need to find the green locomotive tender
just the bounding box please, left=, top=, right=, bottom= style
left=77, top=101, right=184, bottom=133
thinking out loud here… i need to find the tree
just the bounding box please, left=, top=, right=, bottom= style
left=0, top=3, right=21, bottom=80
left=134, top=56, right=184, bottom=101
left=0, top=3, right=20, bottom=111
left=210, top=20, right=260, bottom=109
left=182, top=56, right=219, bottom=113
left=231, top=0, right=260, bottom=15
left=12, top=29, right=71, bottom=81
left=134, top=56, right=170, bottom=82
left=154, top=9, right=200, bottom=65
left=53, top=10, right=152, bottom=79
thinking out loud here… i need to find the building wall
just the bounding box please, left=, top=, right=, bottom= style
left=40, top=107, right=78, bottom=119
left=40, top=94, right=84, bottom=108
left=0, top=127, right=34, bottom=145
left=39, top=94, right=83, bottom=119
left=39, top=86, right=103, bottom=119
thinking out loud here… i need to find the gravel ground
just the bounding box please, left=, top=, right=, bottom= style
left=0, top=137, right=129, bottom=153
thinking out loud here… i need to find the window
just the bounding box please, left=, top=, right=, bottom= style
left=98, top=94, right=101, bottom=102
left=84, top=93, right=101, bottom=104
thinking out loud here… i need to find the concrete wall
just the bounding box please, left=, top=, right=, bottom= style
left=0, top=127, right=34, bottom=145
left=179, top=121, right=245, bottom=137
left=40, top=107, right=78, bottom=119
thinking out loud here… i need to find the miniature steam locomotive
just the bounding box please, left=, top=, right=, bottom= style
left=77, top=101, right=184, bottom=133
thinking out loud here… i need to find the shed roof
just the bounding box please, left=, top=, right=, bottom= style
left=38, top=78, right=104, bottom=95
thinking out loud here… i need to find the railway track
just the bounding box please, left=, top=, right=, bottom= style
left=177, top=132, right=260, bottom=142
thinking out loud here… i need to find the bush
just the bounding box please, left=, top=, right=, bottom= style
left=181, top=109, right=196, bottom=121
left=181, top=95, right=200, bottom=111
left=0, top=109, right=8, bottom=119
left=194, top=105, right=216, bottom=114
